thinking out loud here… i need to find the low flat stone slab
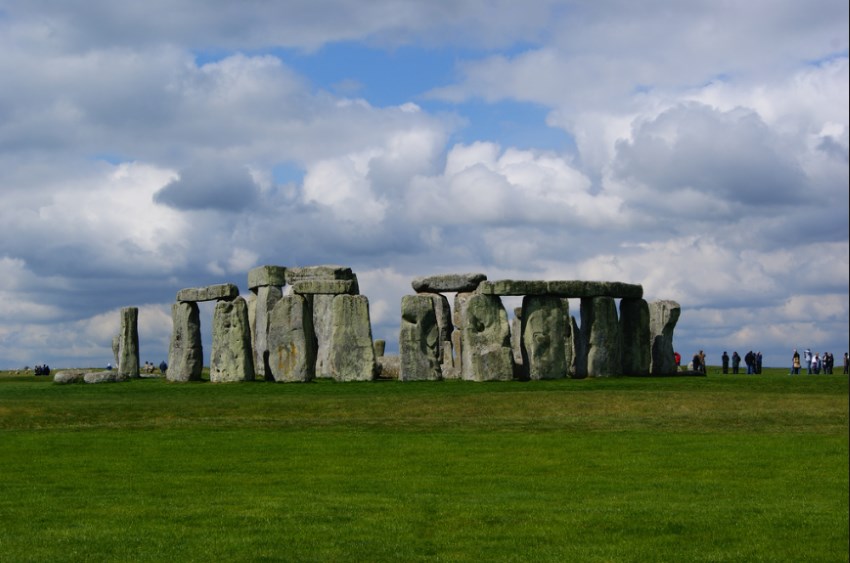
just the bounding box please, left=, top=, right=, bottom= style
left=84, top=371, right=129, bottom=384
left=412, top=273, right=487, bottom=293
left=285, top=265, right=355, bottom=284
left=478, top=280, right=643, bottom=299
left=53, top=370, right=86, bottom=384
left=291, top=280, right=357, bottom=295
left=248, top=265, right=287, bottom=289
left=177, top=283, right=239, bottom=302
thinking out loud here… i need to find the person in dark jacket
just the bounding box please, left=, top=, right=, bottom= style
left=732, top=351, right=741, bottom=374
left=721, top=351, right=729, bottom=374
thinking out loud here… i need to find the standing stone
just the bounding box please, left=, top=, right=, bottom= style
left=569, top=315, right=585, bottom=378
left=118, top=307, right=140, bottom=378
left=649, top=300, right=681, bottom=375
left=252, top=285, right=283, bottom=380
left=210, top=297, right=255, bottom=383
left=422, top=292, right=454, bottom=379
left=112, top=334, right=120, bottom=368
left=267, top=295, right=316, bottom=382
left=399, top=295, right=441, bottom=381
left=167, top=301, right=203, bottom=382
left=521, top=296, right=570, bottom=380
left=373, top=339, right=386, bottom=357
left=312, top=294, right=335, bottom=378
left=580, top=297, right=621, bottom=377
left=327, top=295, right=377, bottom=381
left=620, top=298, right=650, bottom=376
left=510, top=307, right=523, bottom=366
left=454, top=292, right=514, bottom=382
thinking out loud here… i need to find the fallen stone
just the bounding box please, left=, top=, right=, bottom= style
left=247, top=265, right=287, bottom=289
left=177, top=283, right=239, bottom=302
left=53, top=370, right=86, bottom=384
left=84, top=371, right=129, bottom=384
left=411, top=273, right=487, bottom=293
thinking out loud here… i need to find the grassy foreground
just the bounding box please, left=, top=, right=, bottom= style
left=1, top=368, right=847, bottom=562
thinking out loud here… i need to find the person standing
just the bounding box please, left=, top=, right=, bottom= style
left=755, top=351, right=763, bottom=374
left=804, top=348, right=813, bottom=374
left=843, top=353, right=848, bottom=375
left=745, top=350, right=755, bottom=374
left=791, top=349, right=801, bottom=375
left=721, top=351, right=729, bottom=374
left=732, top=351, right=741, bottom=374
left=812, top=353, right=820, bottom=374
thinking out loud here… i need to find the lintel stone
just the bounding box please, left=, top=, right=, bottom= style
left=292, top=279, right=357, bottom=295
left=478, top=280, right=642, bottom=299
left=248, top=265, right=287, bottom=289
left=177, top=283, right=239, bottom=302
left=285, top=265, right=355, bottom=284
left=412, top=273, right=487, bottom=293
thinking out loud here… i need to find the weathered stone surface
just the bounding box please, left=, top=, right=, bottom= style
left=53, top=370, right=86, bottom=384
left=167, top=301, right=203, bottom=382
left=252, top=285, right=282, bottom=379
left=267, top=294, right=316, bottom=382
left=118, top=307, right=140, bottom=378
left=286, top=265, right=356, bottom=284
left=327, top=295, right=377, bottom=381
left=445, top=330, right=463, bottom=380
left=248, top=265, right=287, bottom=289
left=420, top=292, right=453, bottom=377
left=399, top=295, right=441, bottom=381
left=510, top=307, right=523, bottom=366
left=112, top=335, right=120, bottom=368
left=649, top=300, right=681, bottom=376
left=569, top=315, right=584, bottom=378
left=521, top=296, right=570, bottom=380
left=478, top=280, right=643, bottom=299
left=210, top=297, right=255, bottom=382
left=292, top=279, right=357, bottom=295
left=454, top=292, right=514, bottom=381
left=580, top=297, right=621, bottom=377
left=84, top=370, right=129, bottom=384
left=376, top=355, right=400, bottom=379
left=411, top=273, right=487, bottom=293
left=177, top=283, right=239, bottom=302
left=312, top=294, right=334, bottom=378
left=477, top=280, right=548, bottom=296
left=373, top=339, right=386, bottom=357
left=619, top=298, right=650, bottom=376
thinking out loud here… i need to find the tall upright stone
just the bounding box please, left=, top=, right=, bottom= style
left=620, top=298, right=650, bottom=376
left=399, top=295, right=441, bottom=381
left=210, top=297, right=255, bottom=383
left=112, top=334, right=120, bottom=368
left=580, top=297, right=621, bottom=377
left=454, top=292, right=514, bottom=381
left=521, top=296, right=570, bottom=380
left=312, top=294, right=335, bottom=378
left=267, top=294, right=316, bottom=382
left=252, top=285, right=283, bottom=380
left=118, top=307, right=140, bottom=378
left=327, top=294, right=376, bottom=381
left=569, top=315, right=585, bottom=378
left=510, top=307, right=523, bottom=366
left=649, top=300, right=681, bottom=375
left=167, top=301, right=203, bottom=382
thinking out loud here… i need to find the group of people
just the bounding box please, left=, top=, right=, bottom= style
left=142, top=361, right=168, bottom=374
left=791, top=349, right=846, bottom=374
left=33, top=364, right=51, bottom=376
left=719, top=351, right=762, bottom=374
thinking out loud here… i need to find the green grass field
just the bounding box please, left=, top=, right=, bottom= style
left=1, top=368, right=847, bottom=562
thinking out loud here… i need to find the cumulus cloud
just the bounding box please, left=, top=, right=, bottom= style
left=155, top=162, right=261, bottom=211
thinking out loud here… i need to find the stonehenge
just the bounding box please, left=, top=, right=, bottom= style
left=400, top=273, right=680, bottom=382
left=65, top=265, right=681, bottom=385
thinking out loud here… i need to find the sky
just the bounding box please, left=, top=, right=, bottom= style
left=0, top=0, right=847, bottom=370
